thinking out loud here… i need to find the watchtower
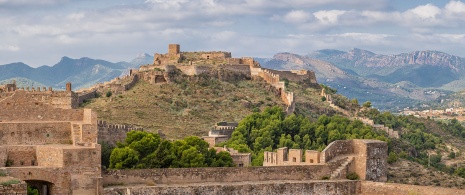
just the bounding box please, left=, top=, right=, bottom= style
left=168, top=44, right=180, bottom=55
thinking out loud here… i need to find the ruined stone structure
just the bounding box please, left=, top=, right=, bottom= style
left=134, top=44, right=318, bottom=115
left=214, top=146, right=251, bottom=167
left=264, top=139, right=388, bottom=182
left=103, top=164, right=360, bottom=195
left=201, top=121, right=238, bottom=147
left=75, top=74, right=139, bottom=105
left=0, top=82, right=79, bottom=109
left=0, top=83, right=102, bottom=194
left=97, top=120, right=144, bottom=146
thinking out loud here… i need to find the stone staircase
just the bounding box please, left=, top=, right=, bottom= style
left=330, top=156, right=354, bottom=180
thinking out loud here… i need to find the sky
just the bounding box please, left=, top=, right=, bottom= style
left=1, top=0, right=465, bottom=67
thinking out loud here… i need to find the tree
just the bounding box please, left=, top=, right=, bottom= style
left=100, top=141, right=114, bottom=168
left=179, top=147, right=206, bottom=167
left=211, top=151, right=234, bottom=167
left=362, top=101, right=372, bottom=108
left=109, top=147, right=139, bottom=169
left=387, top=152, right=398, bottom=164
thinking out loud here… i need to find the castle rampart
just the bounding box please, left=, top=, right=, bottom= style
left=263, top=139, right=387, bottom=182
left=0, top=85, right=102, bottom=194
left=104, top=180, right=360, bottom=195
left=97, top=120, right=144, bottom=146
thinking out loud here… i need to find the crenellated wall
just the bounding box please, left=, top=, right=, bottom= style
left=264, top=139, right=388, bottom=182
left=97, top=120, right=144, bottom=146
left=0, top=89, right=102, bottom=194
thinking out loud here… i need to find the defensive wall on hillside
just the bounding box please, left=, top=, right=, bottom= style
left=97, top=120, right=144, bottom=146
left=0, top=83, right=102, bottom=195
left=134, top=44, right=318, bottom=115
left=75, top=74, right=139, bottom=105
left=0, top=81, right=78, bottom=110
left=264, top=139, right=388, bottom=182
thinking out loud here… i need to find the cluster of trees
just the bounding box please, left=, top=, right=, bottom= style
left=221, top=106, right=388, bottom=166
left=108, top=131, right=234, bottom=169
left=439, top=118, right=465, bottom=138
left=331, top=94, right=360, bottom=113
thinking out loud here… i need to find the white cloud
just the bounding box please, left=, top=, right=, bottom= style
left=283, top=10, right=312, bottom=23
left=405, top=4, right=441, bottom=20
left=0, top=44, right=20, bottom=52
left=313, top=10, right=346, bottom=25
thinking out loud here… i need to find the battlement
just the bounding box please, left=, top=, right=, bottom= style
left=0, top=90, right=101, bottom=194
left=263, top=139, right=388, bottom=182
left=97, top=120, right=144, bottom=146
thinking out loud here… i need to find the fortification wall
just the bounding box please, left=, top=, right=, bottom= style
left=201, top=52, right=231, bottom=59
left=103, top=166, right=333, bottom=186
left=0, top=89, right=78, bottom=110
left=77, top=90, right=96, bottom=105
left=321, top=140, right=353, bottom=163
left=104, top=180, right=361, bottom=195
left=36, top=146, right=64, bottom=167
left=3, top=146, right=37, bottom=167
left=0, top=177, right=27, bottom=195
left=76, top=74, right=139, bottom=103
left=219, top=64, right=252, bottom=75
left=0, top=122, right=72, bottom=145
left=361, top=181, right=465, bottom=195
left=266, top=69, right=317, bottom=84
left=97, top=120, right=144, bottom=146
left=352, top=140, right=388, bottom=182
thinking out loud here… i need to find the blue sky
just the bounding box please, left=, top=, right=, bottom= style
left=1, top=0, right=464, bottom=67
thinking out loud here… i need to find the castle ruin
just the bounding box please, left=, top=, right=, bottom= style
left=0, top=82, right=102, bottom=194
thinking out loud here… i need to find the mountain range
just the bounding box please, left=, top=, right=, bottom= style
left=257, top=49, right=465, bottom=111
left=1, top=49, right=464, bottom=111
left=0, top=53, right=153, bottom=90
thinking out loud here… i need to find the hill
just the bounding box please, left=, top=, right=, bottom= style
left=81, top=75, right=335, bottom=139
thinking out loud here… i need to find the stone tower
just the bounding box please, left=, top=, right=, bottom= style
left=168, top=44, right=180, bottom=55
left=66, top=82, right=72, bottom=92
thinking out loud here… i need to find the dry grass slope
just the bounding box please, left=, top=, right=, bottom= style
left=82, top=79, right=290, bottom=139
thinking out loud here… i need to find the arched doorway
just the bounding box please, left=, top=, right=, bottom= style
left=25, top=180, right=53, bottom=195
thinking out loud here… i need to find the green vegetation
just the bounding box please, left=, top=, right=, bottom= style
left=1, top=179, right=20, bottom=186
left=359, top=108, right=465, bottom=176
left=221, top=106, right=388, bottom=166
left=27, top=186, right=39, bottom=195
left=346, top=172, right=360, bottom=180
left=109, top=131, right=233, bottom=169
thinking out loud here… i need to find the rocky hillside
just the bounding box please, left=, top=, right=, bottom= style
left=81, top=76, right=332, bottom=139
left=309, top=49, right=465, bottom=89
left=258, top=50, right=462, bottom=111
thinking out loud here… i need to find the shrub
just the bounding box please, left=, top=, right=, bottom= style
left=388, top=152, right=398, bottom=164
left=106, top=91, right=112, bottom=97
left=346, top=172, right=359, bottom=180
left=321, top=176, right=330, bottom=180
left=1, top=180, right=20, bottom=186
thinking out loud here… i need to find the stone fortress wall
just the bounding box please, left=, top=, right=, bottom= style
left=97, top=120, right=144, bottom=146
left=134, top=44, right=319, bottom=115
left=263, top=139, right=388, bottom=182
left=102, top=139, right=386, bottom=194
left=0, top=82, right=102, bottom=195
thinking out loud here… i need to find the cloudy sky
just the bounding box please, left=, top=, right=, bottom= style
left=1, top=0, right=465, bottom=67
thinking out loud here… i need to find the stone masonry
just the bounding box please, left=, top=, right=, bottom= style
left=263, top=139, right=388, bottom=182
left=0, top=83, right=102, bottom=195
